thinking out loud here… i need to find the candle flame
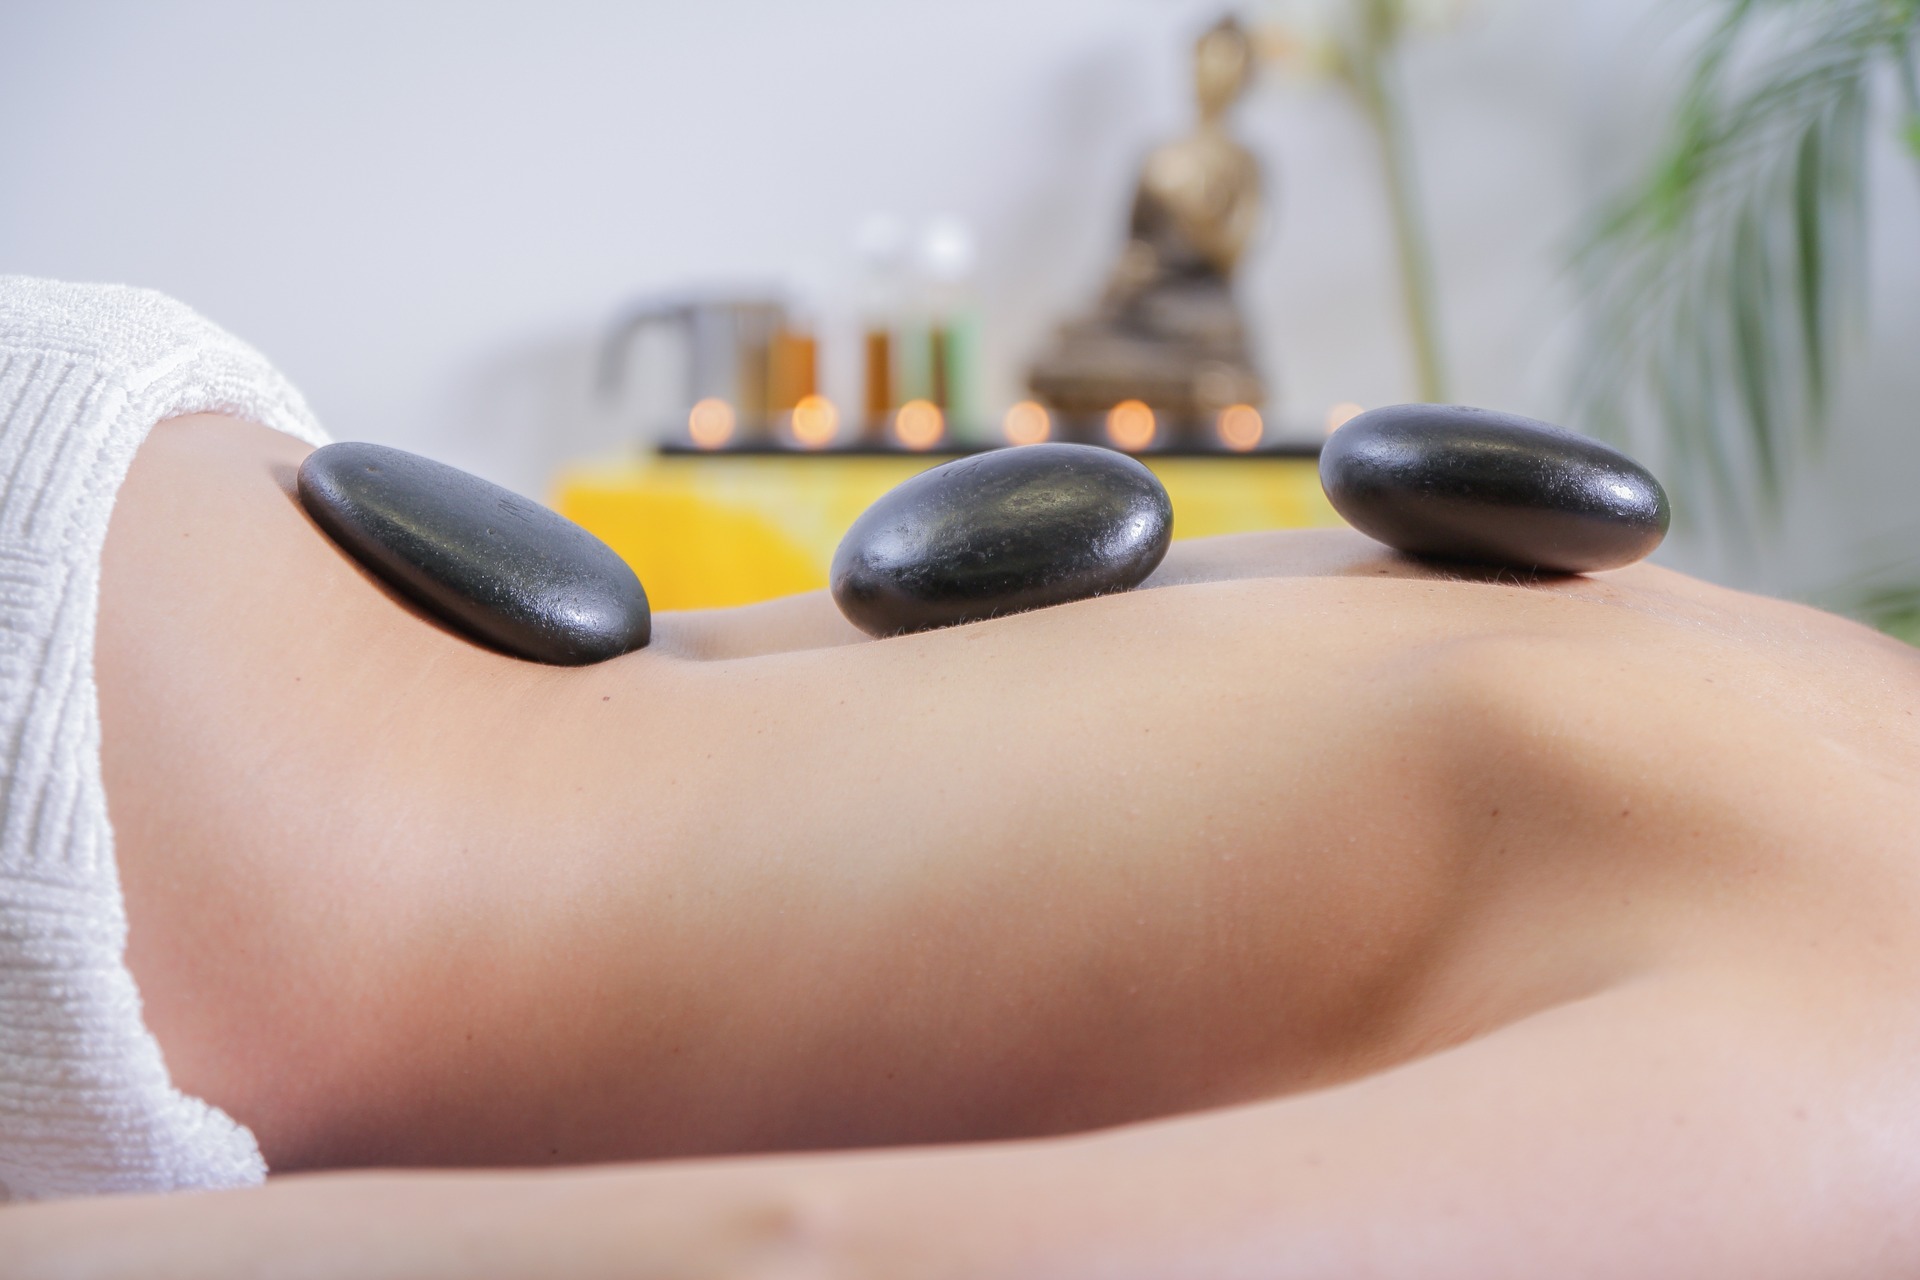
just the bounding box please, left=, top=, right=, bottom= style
left=894, top=399, right=945, bottom=451
left=1217, top=404, right=1263, bottom=452
left=1002, top=400, right=1052, bottom=446
left=1106, top=400, right=1156, bottom=452
left=1325, top=402, right=1364, bottom=434
left=688, top=397, right=735, bottom=450
left=791, top=395, right=839, bottom=449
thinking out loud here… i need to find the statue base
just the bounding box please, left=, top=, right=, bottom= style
left=1029, top=276, right=1268, bottom=446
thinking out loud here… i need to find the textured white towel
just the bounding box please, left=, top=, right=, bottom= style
left=0, top=277, right=330, bottom=1200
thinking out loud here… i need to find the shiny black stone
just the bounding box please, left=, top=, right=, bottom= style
left=1319, top=405, right=1670, bottom=573
left=831, top=443, right=1174, bottom=636
left=297, top=442, right=649, bottom=664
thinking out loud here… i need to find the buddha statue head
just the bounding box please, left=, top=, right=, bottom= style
left=1194, top=16, right=1255, bottom=123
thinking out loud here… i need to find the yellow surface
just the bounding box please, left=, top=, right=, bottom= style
left=554, top=451, right=1343, bottom=611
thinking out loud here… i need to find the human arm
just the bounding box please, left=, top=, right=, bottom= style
left=6, top=967, right=1912, bottom=1280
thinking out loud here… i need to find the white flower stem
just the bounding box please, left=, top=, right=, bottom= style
left=1342, top=0, right=1450, bottom=404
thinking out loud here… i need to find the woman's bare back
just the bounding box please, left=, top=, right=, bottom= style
left=84, top=416, right=1920, bottom=1272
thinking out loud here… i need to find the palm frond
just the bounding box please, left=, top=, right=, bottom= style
left=1897, top=20, right=1920, bottom=158
left=1812, top=522, right=1920, bottom=642
left=1846, top=586, right=1920, bottom=643
left=1574, top=0, right=1916, bottom=539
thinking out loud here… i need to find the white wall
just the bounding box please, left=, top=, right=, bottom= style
left=4, top=0, right=1917, bottom=597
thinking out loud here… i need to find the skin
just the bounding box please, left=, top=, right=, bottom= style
left=5, top=412, right=1920, bottom=1276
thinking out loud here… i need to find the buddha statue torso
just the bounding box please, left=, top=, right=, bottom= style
left=1030, top=18, right=1269, bottom=441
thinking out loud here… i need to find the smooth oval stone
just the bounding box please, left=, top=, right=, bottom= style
left=298, top=442, right=649, bottom=664
left=1319, top=405, right=1669, bottom=573
left=831, top=443, right=1174, bottom=636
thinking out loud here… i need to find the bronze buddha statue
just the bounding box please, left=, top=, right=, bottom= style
left=1028, top=17, right=1268, bottom=445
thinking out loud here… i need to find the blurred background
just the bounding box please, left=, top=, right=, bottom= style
left=3, top=0, right=1916, bottom=615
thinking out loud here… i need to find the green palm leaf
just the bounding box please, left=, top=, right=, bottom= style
left=1576, top=0, right=1918, bottom=540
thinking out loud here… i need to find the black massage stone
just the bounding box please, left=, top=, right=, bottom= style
left=297, top=442, right=650, bottom=665
left=831, top=442, right=1174, bottom=636
left=1319, top=404, right=1670, bottom=573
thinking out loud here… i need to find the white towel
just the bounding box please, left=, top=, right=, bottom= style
left=0, top=276, right=330, bottom=1200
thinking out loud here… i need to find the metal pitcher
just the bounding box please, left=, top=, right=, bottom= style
left=598, top=294, right=789, bottom=446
